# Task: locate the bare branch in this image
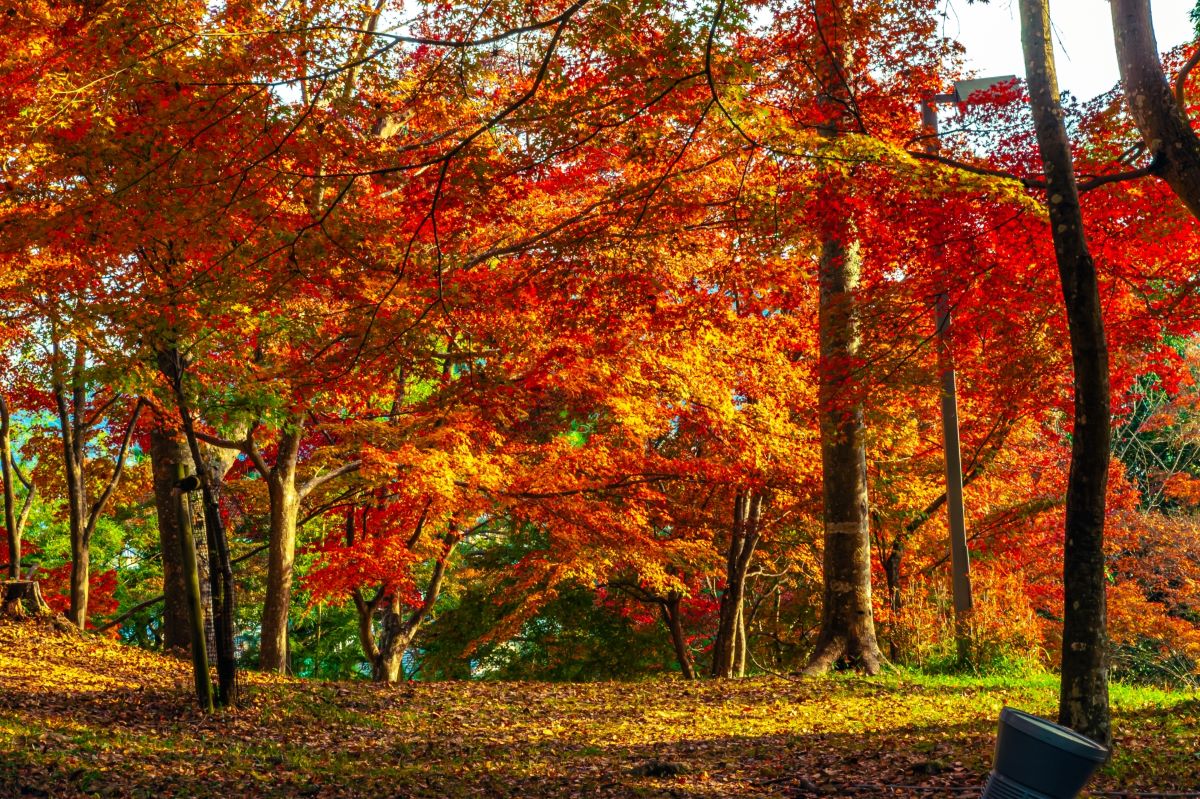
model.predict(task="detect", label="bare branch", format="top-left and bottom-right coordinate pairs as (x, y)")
top-left (1175, 44), bottom-right (1200, 112)
top-left (84, 399), bottom-right (146, 539)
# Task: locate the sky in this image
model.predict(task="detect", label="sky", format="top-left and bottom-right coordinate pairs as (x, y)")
top-left (946, 0), bottom-right (1196, 102)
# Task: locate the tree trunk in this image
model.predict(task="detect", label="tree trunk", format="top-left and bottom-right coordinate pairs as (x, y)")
top-left (883, 539), bottom-right (903, 661)
top-left (352, 585), bottom-right (384, 671)
top-left (1019, 0), bottom-right (1112, 749)
top-left (371, 536), bottom-right (456, 684)
top-left (258, 426), bottom-right (303, 674)
top-left (803, 232), bottom-right (883, 676)
top-left (53, 343), bottom-right (89, 630)
top-left (660, 593), bottom-right (695, 680)
top-left (190, 502), bottom-right (218, 659)
top-left (373, 594), bottom-right (412, 683)
top-left (733, 601), bottom-right (747, 677)
top-left (150, 426), bottom-right (193, 652)
top-left (803, 0), bottom-right (884, 677)
top-left (1111, 0), bottom-right (1200, 219)
top-left (712, 491), bottom-right (763, 678)
top-left (1, 395), bottom-right (18, 579)
top-left (194, 433), bottom-right (243, 659)
top-left (157, 346), bottom-right (239, 708)
top-left (174, 464), bottom-right (214, 713)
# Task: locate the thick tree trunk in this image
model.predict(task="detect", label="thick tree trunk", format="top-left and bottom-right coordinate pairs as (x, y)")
top-left (150, 426), bottom-right (193, 652)
top-left (804, 233), bottom-right (883, 676)
top-left (1111, 0), bottom-right (1200, 219)
top-left (803, 0), bottom-right (883, 677)
top-left (712, 491), bottom-right (763, 678)
top-left (259, 440), bottom-right (301, 674)
top-left (1020, 0), bottom-right (1112, 749)
top-left (373, 595), bottom-right (412, 683)
top-left (660, 594), bottom-right (695, 680)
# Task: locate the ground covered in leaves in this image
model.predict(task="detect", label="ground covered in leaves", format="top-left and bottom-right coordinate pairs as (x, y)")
top-left (0, 618), bottom-right (1197, 798)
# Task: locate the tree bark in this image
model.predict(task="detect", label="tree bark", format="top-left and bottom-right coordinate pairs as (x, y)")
top-left (174, 464), bottom-right (214, 713)
top-left (150, 426), bottom-right (193, 651)
top-left (712, 491), bottom-right (763, 678)
top-left (257, 422), bottom-right (303, 674)
top-left (157, 346), bottom-right (239, 708)
top-left (2, 580), bottom-right (50, 617)
top-left (1019, 0), bottom-right (1112, 749)
top-left (53, 340), bottom-right (89, 629)
top-left (373, 594), bottom-right (412, 683)
top-left (1111, 0), bottom-right (1200, 219)
top-left (371, 536), bottom-right (456, 683)
top-left (802, 0), bottom-right (883, 677)
top-left (659, 593), bottom-right (695, 680)
top-left (803, 233), bottom-right (883, 676)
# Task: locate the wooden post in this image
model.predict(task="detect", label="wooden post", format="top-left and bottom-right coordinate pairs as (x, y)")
top-left (935, 293), bottom-right (974, 664)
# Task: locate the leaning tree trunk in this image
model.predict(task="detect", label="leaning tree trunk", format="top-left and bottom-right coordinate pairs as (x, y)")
top-left (1020, 0), bottom-right (1112, 749)
top-left (802, 0), bottom-right (883, 677)
top-left (1111, 0), bottom-right (1200, 219)
top-left (712, 491), bottom-right (763, 678)
top-left (158, 346), bottom-right (239, 708)
top-left (660, 593), bottom-right (696, 680)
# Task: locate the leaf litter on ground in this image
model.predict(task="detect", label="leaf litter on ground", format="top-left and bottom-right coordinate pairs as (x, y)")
top-left (1, 616), bottom-right (1197, 798)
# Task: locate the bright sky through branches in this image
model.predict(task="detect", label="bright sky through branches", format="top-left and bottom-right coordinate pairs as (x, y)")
top-left (947, 0), bottom-right (1195, 101)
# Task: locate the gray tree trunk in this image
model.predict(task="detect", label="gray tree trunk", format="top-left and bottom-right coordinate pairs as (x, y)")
top-left (150, 426), bottom-right (193, 652)
top-left (1111, 0), bottom-right (1200, 219)
top-left (1020, 0), bottom-right (1112, 749)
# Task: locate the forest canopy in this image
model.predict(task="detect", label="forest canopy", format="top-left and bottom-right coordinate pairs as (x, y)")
top-left (2, 0), bottom-right (1200, 758)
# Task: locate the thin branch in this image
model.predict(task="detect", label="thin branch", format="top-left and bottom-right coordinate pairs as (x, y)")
top-left (298, 460), bottom-right (362, 499)
top-left (1076, 151), bottom-right (1163, 192)
top-left (84, 399), bottom-right (146, 539)
top-left (1176, 44), bottom-right (1200, 112)
top-left (908, 150), bottom-right (1042, 188)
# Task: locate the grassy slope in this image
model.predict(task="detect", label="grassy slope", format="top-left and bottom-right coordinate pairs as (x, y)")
top-left (0, 617), bottom-right (1197, 798)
